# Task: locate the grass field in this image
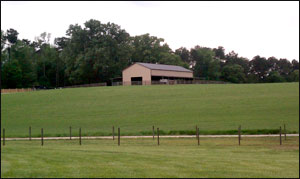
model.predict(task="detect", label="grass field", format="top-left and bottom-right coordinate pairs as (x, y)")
top-left (1, 137), bottom-right (299, 178)
top-left (1, 82), bottom-right (299, 137)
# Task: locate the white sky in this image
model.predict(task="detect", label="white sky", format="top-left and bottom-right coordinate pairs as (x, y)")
top-left (1, 1), bottom-right (299, 61)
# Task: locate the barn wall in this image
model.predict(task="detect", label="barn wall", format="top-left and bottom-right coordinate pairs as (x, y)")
top-left (122, 64), bottom-right (151, 85)
top-left (151, 70), bottom-right (193, 78)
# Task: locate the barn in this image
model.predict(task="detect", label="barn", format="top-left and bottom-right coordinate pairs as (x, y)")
top-left (122, 62), bottom-right (193, 85)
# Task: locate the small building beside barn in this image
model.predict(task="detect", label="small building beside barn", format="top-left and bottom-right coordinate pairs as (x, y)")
top-left (122, 62), bottom-right (193, 85)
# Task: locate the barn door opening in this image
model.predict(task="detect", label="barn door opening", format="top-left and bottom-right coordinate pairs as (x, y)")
top-left (131, 77), bottom-right (142, 85)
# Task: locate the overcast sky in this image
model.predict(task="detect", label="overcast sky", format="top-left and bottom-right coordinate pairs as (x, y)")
top-left (1, 1), bottom-right (299, 61)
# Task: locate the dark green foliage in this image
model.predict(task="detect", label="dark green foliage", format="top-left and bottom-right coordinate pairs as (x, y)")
top-left (288, 70), bottom-right (299, 82)
top-left (221, 64), bottom-right (246, 83)
top-left (277, 58), bottom-right (293, 76)
top-left (5, 28), bottom-right (19, 44)
top-left (1, 30), bottom-right (5, 52)
top-left (225, 51), bottom-right (250, 76)
top-left (291, 60), bottom-right (299, 71)
top-left (1, 20), bottom-right (298, 88)
top-left (213, 46), bottom-right (225, 59)
top-left (249, 55), bottom-right (269, 82)
top-left (10, 40), bottom-right (36, 87)
top-left (175, 47), bottom-right (190, 63)
top-left (61, 20), bottom-right (134, 85)
top-left (1, 60), bottom-right (22, 88)
top-left (191, 46), bottom-right (221, 80)
top-left (130, 33), bottom-right (187, 68)
top-left (266, 71), bottom-right (286, 83)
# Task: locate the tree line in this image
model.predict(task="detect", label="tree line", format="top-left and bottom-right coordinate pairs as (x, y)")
top-left (1, 19), bottom-right (299, 88)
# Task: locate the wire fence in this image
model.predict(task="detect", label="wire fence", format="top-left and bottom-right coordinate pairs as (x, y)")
top-left (1, 125), bottom-right (292, 147)
top-left (1, 80), bottom-right (229, 94)
top-left (1, 83), bottom-right (107, 94)
top-left (63, 82), bottom-right (107, 88)
top-left (115, 80), bottom-right (230, 86)
top-left (1, 88), bottom-right (34, 94)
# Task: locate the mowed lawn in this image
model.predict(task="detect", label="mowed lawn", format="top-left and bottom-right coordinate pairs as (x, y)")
top-left (1, 137), bottom-right (299, 178)
top-left (1, 82), bottom-right (299, 137)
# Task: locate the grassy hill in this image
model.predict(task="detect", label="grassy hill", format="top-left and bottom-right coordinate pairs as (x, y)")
top-left (1, 82), bottom-right (299, 137)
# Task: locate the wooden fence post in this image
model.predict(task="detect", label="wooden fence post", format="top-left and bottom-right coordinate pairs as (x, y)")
top-left (29, 126), bottom-right (31, 141)
top-left (152, 126), bottom-right (155, 140)
top-left (197, 127), bottom-right (200, 146)
top-left (70, 126), bottom-right (72, 140)
top-left (2, 128), bottom-right (5, 146)
top-left (240, 125), bottom-right (242, 140)
top-left (41, 128), bottom-right (43, 146)
top-left (196, 125), bottom-right (198, 139)
top-left (157, 128), bottom-right (160, 146)
top-left (79, 128), bottom-right (81, 145)
top-left (113, 126), bottom-right (115, 140)
top-left (284, 124), bottom-right (286, 140)
top-left (118, 128), bottom-right (120, 146)
top-left (280, 126), bottom-right (282, 145)
top-left (238, 125), bottom-right (241, 146)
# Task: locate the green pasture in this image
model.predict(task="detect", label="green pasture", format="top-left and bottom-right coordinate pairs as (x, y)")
top-left (1, 82), bottom-right (299, 137)
top-left (1, 137), bottom-right (299, 178)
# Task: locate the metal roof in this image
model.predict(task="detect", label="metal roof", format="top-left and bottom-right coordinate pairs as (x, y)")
top-left (137, 62), bottom-right (192, 72)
